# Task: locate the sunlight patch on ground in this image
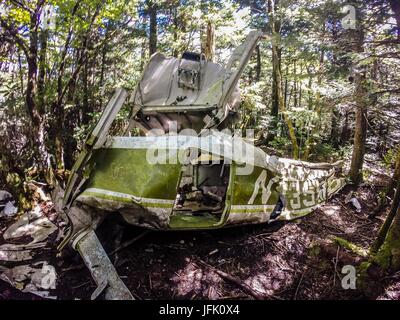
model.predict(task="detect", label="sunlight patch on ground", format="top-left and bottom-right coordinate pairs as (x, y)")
top-left (244, 254), bottom-right (296, 296)
top-left (171, 261), bottom-right (222, 299)
top-left (377, 280), bottom-right (400, 300)
top-left (319, 204), bottom-right (347, 229)
top-left (242, 224), bottom-right (312, 296)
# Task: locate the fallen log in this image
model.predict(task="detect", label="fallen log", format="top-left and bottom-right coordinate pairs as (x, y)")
top-left (194, 259), bottom-right (280, 300)
top-left (110, 230), bottom-right (150, 256)
top-left (313, 239), bottom-right (366, 266)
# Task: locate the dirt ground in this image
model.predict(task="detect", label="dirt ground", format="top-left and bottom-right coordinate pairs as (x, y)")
top-left (1, 167), bottom-right (400, 300)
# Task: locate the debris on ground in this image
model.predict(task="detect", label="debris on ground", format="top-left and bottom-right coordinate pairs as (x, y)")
top-left (350, 198), bottom-right (362, 212)
top-left (0, 262), bottom-right (57, 299)
top-left (1, 202), bottom-right (18, 218)
top-left (0, 205), bottom-right (58, 263)
top-left (344, 192), bottom-right (362, 213)
top-left (0, 201), bottom-right (59, 298)
top-left (3, 206), bottom-right (58, 245)
top-left (208, 249), bottom-right (219, 256)
top-left (0, 190), bottom-right (13, 204)
top-left (0, 190), bottom-right (17, 218)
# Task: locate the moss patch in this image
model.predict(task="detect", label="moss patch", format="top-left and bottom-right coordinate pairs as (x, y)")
top-left (331, 236), bottom-right (368, 257)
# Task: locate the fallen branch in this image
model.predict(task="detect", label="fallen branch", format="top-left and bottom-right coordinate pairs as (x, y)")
top-left (195, 259), bottom-right (279, 300)
top-left (110, 231), bottom-right (150, 256)
top-left (280, 159), bottom-right (344, 170)
top-left (293, 273), bottom-right (305, 300)
top-left (313, 239), bottom-right (365, 266)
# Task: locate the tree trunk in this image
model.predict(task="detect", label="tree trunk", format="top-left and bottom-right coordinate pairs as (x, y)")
top-left (148, 1), bottom-right (158, 56)
top-left (204, 21), bottom-right (215, 62)
top-left (373, 202), bottom-right (400, 271)
top-left (389, 0), bottom-right (400, 40)
top-left (26, 8), bottom-right (51, 176)
top-left (270, 47), bottom-right (280, 126)
top-left (255, 45), bottom-right (261, 81)
top-left (18, 53), bottom-right (24, 97)
top-left (349, 75), bottom-right (368, 184)
top-left (268, 0), bottom-right (299, 158)
top-left (274, 47), bottom-right (299, 159)
top-left (388, 150), bottom-right (400, 194)
top-left (26, 55), bottom-right (39, 126)
top-left (349, 23), bottom-right (368, 185)
top-left (331, 107), bottom-right (340, 148)
top-left (37, 29), bottom-right (48, 114)
top-left (172, 7), bottom-right (178, 57)
top-left (267, 0), bottom-right (281, 142)
top-left (303, 49), bottom-right (324, 160)
top-left (341, 111), bottom-right (350, 144)
top-left (82, 59), bottom-right (90, 125)
top-left (26, 15), bottom-right (40, 127)
top-left (99, 39), bottom-right (107, 109)
top-left (293, 59), bottom-right (297, 108)
top-left (371, 179), bottom-right (400, 255)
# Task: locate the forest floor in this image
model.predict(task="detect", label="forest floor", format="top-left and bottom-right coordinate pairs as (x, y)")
top-left (1, 158), bottom-right (400, 300)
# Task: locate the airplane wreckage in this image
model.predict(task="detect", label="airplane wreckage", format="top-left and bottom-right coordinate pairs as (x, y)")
top-left (58, 31), bottom-right (346, 299)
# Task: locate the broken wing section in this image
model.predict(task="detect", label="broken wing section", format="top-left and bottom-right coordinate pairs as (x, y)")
top-left (63, 88), bottom-right (128, 209)
top-left (275, 159), bottom-right (346, 221)
top-left (226, 157), bottom-right (346, 226)
top-left (74, 148), bottom-right (182, 229)
top-left (228, 166), bottom-right (281, 225)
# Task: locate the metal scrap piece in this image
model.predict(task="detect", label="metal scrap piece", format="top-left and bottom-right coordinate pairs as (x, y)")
top-left (0, 208), bottom-right (58, 262)
top-left (72, 229), bottom-right (134, 300)
top-left (0, 243), bottom-right (40, 262)
top-left (0, 262), bottom-right (57, 299)
top-left (4, 214), bottom-right (57, 244)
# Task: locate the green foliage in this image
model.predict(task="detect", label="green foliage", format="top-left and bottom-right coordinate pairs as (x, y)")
top-left (0, 0), bottom-right (399, 190)
top-left (383, 147), bottom-right (400, 170)
top-left (269, 136), bottom-right (292, 157)
top-left (310, 143), bottom-right (342, 162)
top-left (332, 236), bottom-right (368, 257)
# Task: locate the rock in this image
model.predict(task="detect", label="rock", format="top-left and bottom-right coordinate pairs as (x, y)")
top-left (350, 198), bottom-right (362, 212)
top-left (208, 249), bottom-right (219, 255)
top-left (0, 190), bottom-right (13, 202)
top-left (0, 190), bottom-right (17, 217)
top-left (344, 192), bottom-right (362, 212)
top-left (1, 201), bottom-right (18, 217)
